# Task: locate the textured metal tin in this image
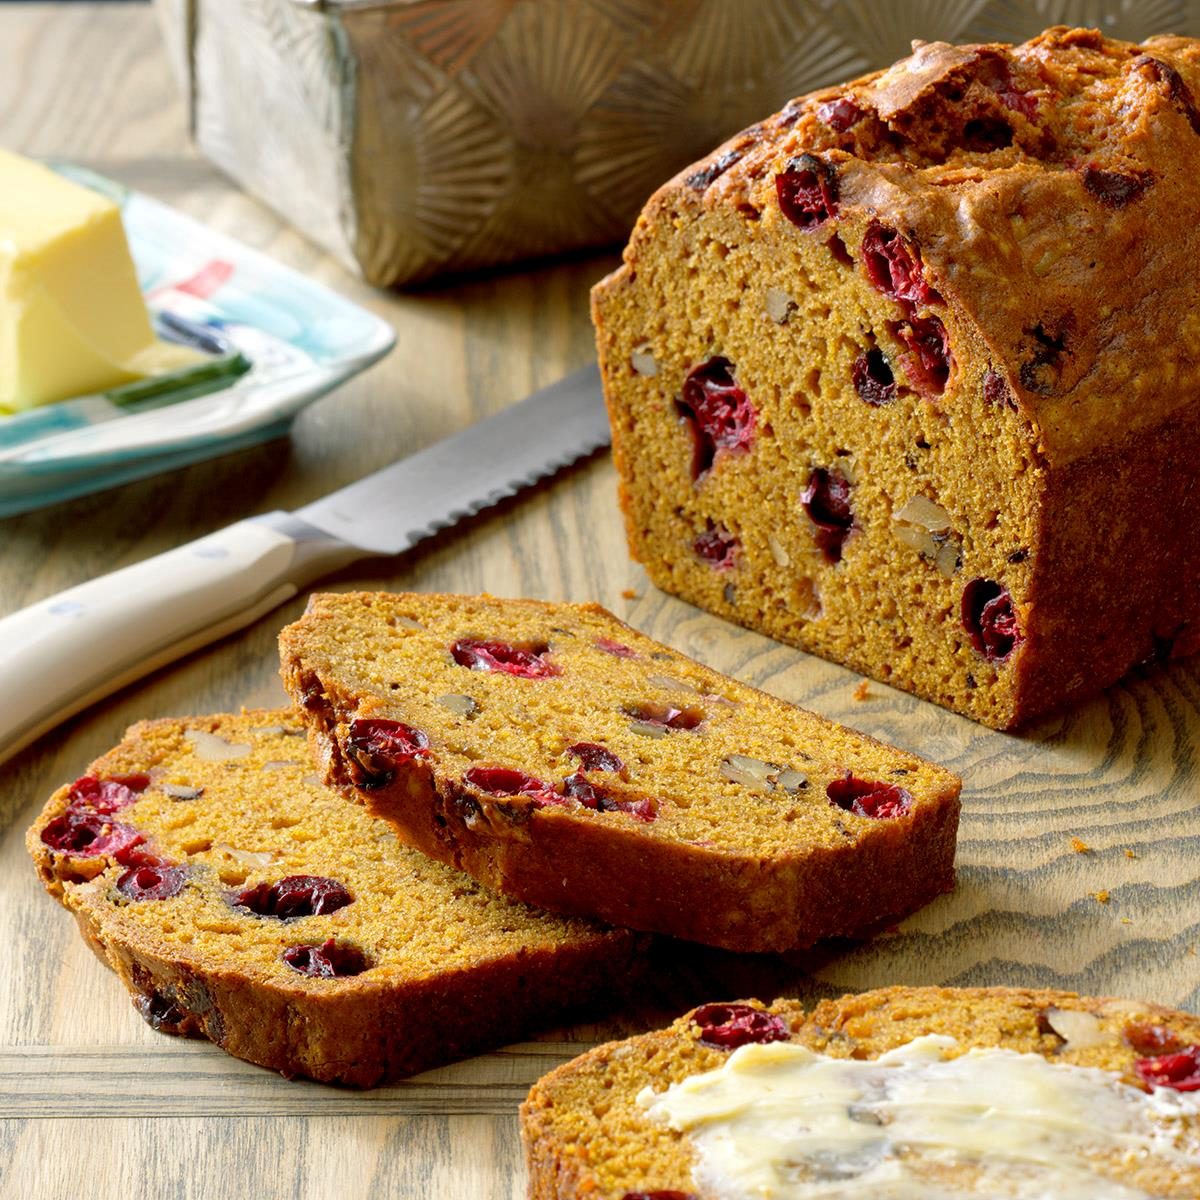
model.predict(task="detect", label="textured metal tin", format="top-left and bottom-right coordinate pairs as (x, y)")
top-left (155, 0), bottom-right (1200, 287)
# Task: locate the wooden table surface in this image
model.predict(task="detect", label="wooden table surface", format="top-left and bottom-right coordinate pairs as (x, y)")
top-left (4, 5), bottom-right (1200, 1198)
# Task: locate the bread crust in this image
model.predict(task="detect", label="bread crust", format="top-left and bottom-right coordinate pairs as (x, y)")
top-left (27, 711), bottom-right (647, 1087)
top-left (521, 984), bottom-right (1200, 1198)
top-left (279, 592), bottom-right (962, 953)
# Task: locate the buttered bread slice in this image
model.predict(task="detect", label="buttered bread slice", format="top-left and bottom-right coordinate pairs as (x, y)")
top-left (522, 985), bottom-right (1200, 1199)
top-left (279, 592), bottom-right (961, 952)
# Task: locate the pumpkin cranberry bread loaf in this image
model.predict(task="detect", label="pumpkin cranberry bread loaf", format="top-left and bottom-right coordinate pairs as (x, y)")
top-left (279, 591), bottom-right (961, 953)
top-left (592, 26), bottom-right (1200, 730)
top-left (522, 984), bottom-right (1200, 1198)
top-left (26, 711), bottom-right (645, 1087)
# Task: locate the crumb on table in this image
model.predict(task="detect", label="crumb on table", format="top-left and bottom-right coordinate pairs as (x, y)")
top-left (853, 679), bottom-right (871, 702)
top-left (1070, 837), bottom-right (1090, 853)
top-left (1090, 890), bottom-right (1111, 904)
top-left (621, 589), bottom-right (638, 600)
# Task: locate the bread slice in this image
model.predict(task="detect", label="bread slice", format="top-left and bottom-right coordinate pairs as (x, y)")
top-left (522, 985), bottom-right (1200, 1198)
top-left (278, 591), bottom-right (962, 953)
top-left (592, 28), bottom-right (1200, 730)
top-left (26, 711), bottom-right (646, 1087)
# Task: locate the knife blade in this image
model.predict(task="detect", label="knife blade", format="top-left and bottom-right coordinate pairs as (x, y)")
top-left (0, 364), bottom-right (609, 766)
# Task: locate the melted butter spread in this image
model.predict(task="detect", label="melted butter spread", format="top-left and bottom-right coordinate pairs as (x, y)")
top-left (639, 1035), bottom-right (1200, 1199)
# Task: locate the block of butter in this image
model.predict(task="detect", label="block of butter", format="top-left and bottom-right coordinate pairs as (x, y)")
top-left (0, 149), bottom-right (201, 411)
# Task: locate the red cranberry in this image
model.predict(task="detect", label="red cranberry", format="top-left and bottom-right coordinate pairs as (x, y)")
top-left (451, 639), bottom-right (560, 679)
top-left (983, 369), bottom-right (1016, 410)
top-left (1126, 1023), bottom-right (1184, 1055)
top-left (562, 773), bottom-right (656, 821)
top-left (568, 743), bottom-right (624, 773)
top-left (621, 1193), bottom-right (696, 1200)
top-left (1079, 164), bottom-right (1151, 207)
top-left (117, 863), bottom-right (188, 902)
top-left (233, 875), bottom-right (353, 919)
top-left (463, 765), bottom-right (563, 807)
top-left (894, 314), bottom-right (952, 396)
top-left (827, 774), bottom-right (913, 819)
top-left (344, 718), bottom-right (430, 790)
top-left (694, 520), bottom-right (739, 571)
top-left (862, 224), bottom-right (941, 306)
top-left (677, 357), bottom-right (756, 481)
top-left (693, 1002), bottom-right (790, 1049)
top-left (67, 774), bottom-right (150, 815)
top-left (41, 810), bottom-right (143, 858)
top-left (962, 117), bottom-right (1013, 151)
top-left (1135, 1044), bottom-right (1200, 1091)
top-left (1135, 54), bottom-right (1200, 136)
top-left (685, 148), bottom-right (742, 191)
top-left (115, 845), bottom-right (169, 869)
top-left (801, 468), bottom-right (853, 563)
top-left (962, 578), bottom-right (1022, 662)
top-left (625, 703), bottom-right (704, 730)
top-left (282, 939), bottom-right (370, 979)
top-left (816, 97), bottom-right (862, 132)
top-left (775, 153), bottom-right (838, 229)
top-left (852, 348), bottom-right (895, 405)
top-left (1019, 322), bottom-right (1069, 395)
top-left (991, 64), bottom-right (1038, 120)
top-left (595, 636), bottom-right (638, 659)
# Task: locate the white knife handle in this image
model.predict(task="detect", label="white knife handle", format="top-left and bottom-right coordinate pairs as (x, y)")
top-left (0, 513), bottom-right (360, 766)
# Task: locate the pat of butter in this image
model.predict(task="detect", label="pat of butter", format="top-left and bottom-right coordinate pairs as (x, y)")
top-left (0, 148), bottom-right (200, 410)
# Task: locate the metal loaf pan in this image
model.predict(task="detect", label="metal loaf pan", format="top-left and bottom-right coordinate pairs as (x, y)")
top-left (154, 0), bottom-right (1196, 287)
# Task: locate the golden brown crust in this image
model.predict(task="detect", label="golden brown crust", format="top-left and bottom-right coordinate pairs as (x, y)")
top-left (278, 592), bottom-right (961, 952)
top-left (521, 985), bottom-right (1200, 1198)
top-left (592, 27), bottom-right (1200, 730)
top-left (26, 711), bottom-right (647, 1087)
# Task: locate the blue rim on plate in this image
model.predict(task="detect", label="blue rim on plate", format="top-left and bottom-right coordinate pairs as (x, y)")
top-left (0, 164), bottom-right (396, 517)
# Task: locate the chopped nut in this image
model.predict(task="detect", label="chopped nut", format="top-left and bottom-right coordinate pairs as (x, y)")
top-left (1043, 1007), bottom-right (1110, 1050)
top-left (893, 494), bottom-right (961, 575)
top-left (630, 721), bottom-right (669, 738)
top-left (213, 843), bottom-right (275, 868)
top-left (721, 756), bottom-right (807, 794)
top-left (184, 729), bottom-right (251, 761)
top-left (160, 782), bottom-right (203, 801)
top-left (261, 759), bottom-right (301, 771)
top-left (437, 693), bottom-right (480, 719)
top-left (631, 343), bottom-right (658, 376)
top-left (767, 532), bottom-right (790, 567)
top-left (648, 673), bottom-right (699, 694)
top-left (764, 287), bottom-right (797, 324)
top-left (773, 768), bottom-right (808, 793)
top-left (894, 494), bottom-right (952, 532)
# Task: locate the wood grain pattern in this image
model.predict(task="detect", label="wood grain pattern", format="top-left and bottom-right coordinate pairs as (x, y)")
top-left (3, 5), bottom-right (1200, 1198)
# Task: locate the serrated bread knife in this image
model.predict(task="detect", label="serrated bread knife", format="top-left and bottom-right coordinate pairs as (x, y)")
top-left (0, 365), bottom-right (609, 766)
